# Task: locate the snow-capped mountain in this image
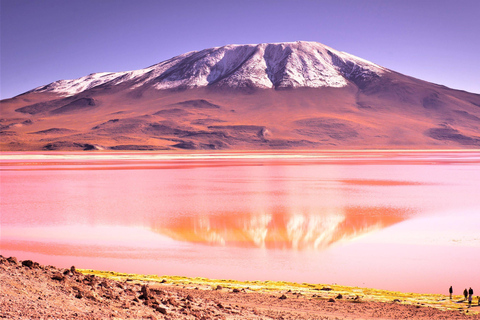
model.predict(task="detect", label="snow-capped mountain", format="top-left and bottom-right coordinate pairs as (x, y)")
top-left (2, 41), bottom-right (480, 151)
top-left (29, 41), bottom-right (385, 95)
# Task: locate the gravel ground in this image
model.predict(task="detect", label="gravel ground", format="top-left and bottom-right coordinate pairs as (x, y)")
top-left (1, 255), bottom-right (479, 320)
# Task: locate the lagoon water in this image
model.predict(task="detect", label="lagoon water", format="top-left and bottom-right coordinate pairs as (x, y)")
top-left (1, 151), bottom-right (479, 294)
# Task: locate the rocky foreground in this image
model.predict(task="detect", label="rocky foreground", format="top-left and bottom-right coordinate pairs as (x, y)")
top-left (1, 256), bottom-right (479, 320)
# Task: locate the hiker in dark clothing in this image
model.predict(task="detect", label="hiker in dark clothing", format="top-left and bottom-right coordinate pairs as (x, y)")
top-left (449, 286), bottom-right (453, 299)
top-left (464, 288), bottom-right (468, 301)
top-left (468, 287), bottom-right (474, 305)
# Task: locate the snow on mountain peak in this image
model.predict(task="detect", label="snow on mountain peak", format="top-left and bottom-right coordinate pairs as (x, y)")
top-left (30, 41), bottom-right (388, 97)
top-left (30, 71), bottom-right (128, 96)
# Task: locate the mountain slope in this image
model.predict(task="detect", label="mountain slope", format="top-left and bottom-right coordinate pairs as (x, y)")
top-left (1, 41), bottom-right (480, 151)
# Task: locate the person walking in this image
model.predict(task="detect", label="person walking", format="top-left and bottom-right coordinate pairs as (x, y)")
top-left (449, 286), bottom-right (453, 299)
top-left (464, 288), bottom-right (468, 301)
top-left (468, 287), bottom-right (474, 305)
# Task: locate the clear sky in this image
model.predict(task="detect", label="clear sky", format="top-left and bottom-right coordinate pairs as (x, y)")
top-left (1, 0), bottom-right (479, 99)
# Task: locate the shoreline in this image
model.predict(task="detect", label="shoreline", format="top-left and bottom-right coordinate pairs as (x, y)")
top-left (81, 268), bottom-right (480, 315)
top-left (2, 149), bottom-right (480, 157)
top-left (2, 256), bottom-right (479, 319)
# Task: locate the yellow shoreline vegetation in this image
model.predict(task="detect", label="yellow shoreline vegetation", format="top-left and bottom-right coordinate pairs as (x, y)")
top-left (79, 269), bottom-right (479, 315)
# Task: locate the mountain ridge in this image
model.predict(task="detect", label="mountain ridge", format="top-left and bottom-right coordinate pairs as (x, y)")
top-left (25, 41), bottom-right (386, 96)
top-left (1, 41), bottom-right (480, 151)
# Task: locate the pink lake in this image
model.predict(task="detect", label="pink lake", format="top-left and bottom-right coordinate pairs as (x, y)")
top-left (1, 151), bottom-right (479, 294)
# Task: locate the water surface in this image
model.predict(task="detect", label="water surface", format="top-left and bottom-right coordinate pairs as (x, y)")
top-left (1, 151), bottom-right (479, 294)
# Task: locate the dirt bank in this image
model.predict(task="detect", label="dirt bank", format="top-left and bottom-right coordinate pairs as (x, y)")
top-left (1, 255), bottom-right (479, 319)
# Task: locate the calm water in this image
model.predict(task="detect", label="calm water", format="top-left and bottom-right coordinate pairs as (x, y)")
top-left (1, 151), bottom-right (479, 294)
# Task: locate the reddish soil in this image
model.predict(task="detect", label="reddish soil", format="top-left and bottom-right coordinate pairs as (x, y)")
top-left (2, 83), bottom-right (480, 151)
top-left (1, 256), bottom-right (479, 319)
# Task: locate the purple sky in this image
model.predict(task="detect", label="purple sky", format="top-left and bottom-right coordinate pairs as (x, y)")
top-left (1, 0), bottom-right (479, 99)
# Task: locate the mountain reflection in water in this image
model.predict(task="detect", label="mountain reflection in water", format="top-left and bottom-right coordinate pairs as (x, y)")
top-left (2, 152), bottom-right (480, 294)
top-left (152, 207), bottom-right (407, 250)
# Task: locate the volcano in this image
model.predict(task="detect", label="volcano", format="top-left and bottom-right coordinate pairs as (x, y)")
top-left (1, 41), bottom-right (480, 151)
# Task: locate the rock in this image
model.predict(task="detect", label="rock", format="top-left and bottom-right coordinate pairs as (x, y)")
top-left (83, 274), bottom-right (97, 286)
top-left (7, 257), bottom-right (18, 265)
top-left (161, 279), bottom-right (167, 283)
top-left (215, 285), bottom-right (222, 290)
top-left (84, 291), bottom-right (97, 301)
top-left (156, 307), bottom-right (167, 314)
top-left (279, 294), bottom-right (287, 300)
top-left (321, 287), bottom-right (333, 291)
top-left (63, 269), bottom-right (70, 275)
top-left (167, 298), bottom-right (179, 307)
top-left (51, 273), bottom-right (65, 281)
top-left (232, 288), bottom-right (240, 293)
top-left (124, 288), bottom-right (134, 295)
top-left (186, 295), bottom-right (194, 301)
top-left (104, 291), bottom-right (115, 300)
top-left (149, 284), bottom-right (164, 295)
top-left (328, 298), bottom-right (336, 303)
top-left (70, 266), bottom-right (76, 273)
top-left (75, 292), bottom-right (83, 299)
top-left (217, 303), bottom-right (224, 309)
top-left (139, 285), bottom-right (150, 299)
top-left (393, 299), bottom-right (401, 303)
top-left (151, 288), bottom-right (164, 295)
top-left (21, 260), bottom-right (34, 268)
top-left (336, 294), bottom-right (343, 299)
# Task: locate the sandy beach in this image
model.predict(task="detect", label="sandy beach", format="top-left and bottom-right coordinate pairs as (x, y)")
top-left (1, 255), bottom-right (478, 320)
